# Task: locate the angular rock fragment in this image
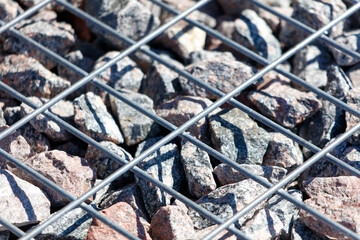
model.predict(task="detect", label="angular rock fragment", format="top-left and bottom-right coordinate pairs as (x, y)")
top-left (214, 163), bottom-right (287, 186)
top-left (89, 51), bottom-right (144, 101)
top-left (110, 89), bottom-right (157, 146)
top-left (0, 54), bottom-right (71, 99)
top-left (0, 170), bottom-right (50, 230)
top-left (85, 0), bottom-right (160, 49)
top-left (248, 79), bottom-right (322, 128)
top-left (10, 150), bottom-right (96, 206)
top-left (180, 139), bottom-right (216, 199)
top-left (20, 97), bottom-right (72, 142)
top-left (0, 126), bottom-right (32, 169)
top-left (179, 57), bottom-right (256, 100)
top-left (3, 106), bottom-right (21, 126)
top-left (188, 179), bottom-right (268, 230)
top-left (85, 141), bottom-right (134, 188)
top-left (345, 88), bottom-right (360, 145)
top-left (3, 19), bottom-right (76, 69)
top-left (135, 138), bottom-right (185, 217)
top-left (258, 6), bottom-right (293, 34)
top-left (56, 141), bottom-right (86, 158)
top-left (156, 96), bottom-right (214, 143)
top-left (85, 202), bottom-right (151, 240)
top-left (291, 215), bottom-right (330, 240)
top-left (0, 0), bottom-right (23, 22)
top-left (209, 108), bottom-right (270, 165)
top-left (280, 0), bottom-right (346, 48)
top-left (19, 124), bottom-right (51, 153)
top-left (31, 9), bottom-right (57, 22)
top-left (233, 10), bottom-right (282, 62)
top-left (346, 63), bottom-right (360, 88)
top-left (150, 205), bottom-right (196, 240)
top-left (188, 50), bottom-right (235, 64)
top-left (74, 92), bottom-right (124, 144)
top-left (300, 176), bottom-right (360, 239)
top-left (141, 60), bottom-right (183, 106)
top-left (330, 30), bottom-right (360, 66)
top-left (339, 146), bottom-right (360, 176)
top-left (263, 132), bottom-right (303, 171)
top-left (292, 45), bottom-right (334, 90)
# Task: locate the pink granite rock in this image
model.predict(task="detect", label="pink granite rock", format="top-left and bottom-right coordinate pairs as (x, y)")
top-left (248, 80), bottom-right (322, 128)
top-left (0, 0), bottom-right (23, 22)
top-left (195, 225), bottom-right (237, 240)
top-left (0, 169), bottom-right (50, 230)
top-left (0, 54), bottom-right (71, 99)
top-left (10, 150), bottom-right (96, 206)
top-left (150, 205), bottom-right (196, 240)
top-left (156, 95), bottom-right (214, 143)
top-left (85, 202), bottom-right (151, 240)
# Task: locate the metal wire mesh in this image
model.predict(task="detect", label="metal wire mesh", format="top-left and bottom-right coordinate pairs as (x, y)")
top-left (0, 0), bottom-right (359, 239)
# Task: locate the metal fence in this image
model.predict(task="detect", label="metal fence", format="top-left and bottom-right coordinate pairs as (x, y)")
top-left (0, 0), bottom-right (360, 239)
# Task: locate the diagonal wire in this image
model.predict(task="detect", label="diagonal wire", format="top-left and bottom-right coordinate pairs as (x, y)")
top-left (0, 216), bottom-right (26, 238)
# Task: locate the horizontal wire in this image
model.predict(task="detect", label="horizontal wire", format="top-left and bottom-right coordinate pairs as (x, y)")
top-left (4, 1), bottom-right (360, 238)
top-left (0, 0), bottom-right (211, 144)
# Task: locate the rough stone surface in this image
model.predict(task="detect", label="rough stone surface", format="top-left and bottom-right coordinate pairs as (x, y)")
top-left (291, 215), bottom-right (330, 240)
top-left (35, 206), bottom-right (93, 240)
top-left (248, 79), bottom-right (322, 128)
top-left (188, 179), bottom-right (268, 230)
top-left (141, 60), bottom-right (183, 106)
top-left (156, 96), bottom-right (214, 143)
top-left (0, 126), bottom-right (32, 169)
top-left (0, 54), bottom-right (71, 99)
top-left (0, 0), bottom-right (23, 22)
top-left (110, 89), bottom-right (157, 146)
top-left (233, 10), bottom-right (282, 62)
top-left (330, 30), bottom-right (360, 66)
top-left (209, 108), bottom-right (270, 165)
top-left (292, 45), bottom-right (334, 90)
top-left (214, 163), bottom-right (287, 186)
top-left (85, 141), bottom-right (134, 188)
top-left (339, 146), bottom-right (360, 176)
top-left (89, 51), bottom-right (144, 101)
top-left (0, 108), bottom-right (6, 127)
top-left (179, 57), bottom-right (256, 100)
top-left (19, 124), bottom-right (51, 153)
top-left (0, 169), bottom-right (50, 230)
top-left (3, 106), bottom-right (21, 126)
top-left (346, 63), bottom-right (360, 88)
top-left (188, 50), bottom-right (235, 64)
top-left (74, 92), bottom-right (124, 144)
top-left (20, 97), bottom-right (72, 142)
top-left (280, 0), bottom-right (346, 48)
top-left (135, 138), bottom-right (185, 217)
top-left (150, 205), bottom-right (196, 240)
top-left (345, 88), bottom-right (360, 145)
top-left (180, 139), bottom-right (216, 199)
top-left (31, 9), bottom-right (57, 22)
top-left (10, 150), bottom-right (96, 206)
top-left (85, 202), bottom-right (151, 240)
top-left (300, 176), bottom-right (360, 239)
top-left (85, 0), bottom-right (160, 49)
top-left (263, 132), bottom-right (303, 171)
top-left (3, 19), bottom-right (76, 69)
top-left (195, 225), bottom-right (236, 240)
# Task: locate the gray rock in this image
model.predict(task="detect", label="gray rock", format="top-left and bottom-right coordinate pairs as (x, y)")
top-left (0, 0), bottom-right (23, 22)
top-left (345, 88), bottom-right (360, 145)
top-left (110, 89), bottom-right (157, 146)
top-left (214, 163), bottom-right (287, 186)
top-left (209, 108), bottom-right (270, 165)
top-left (0, 169), bottom-right (50, 231)
top-left (179, 57), bottom-right (257, 100)
top-left (20, 97), bottom-right (72, 142)
top-left (2, 19), bottom-right (76, 69)
top-left (280, 0), bottom-right (346, 48)
top-left (266, 189), bottom-right (303, 238)
top-left (188, 50), bottom-right (235, 64)
top-left (233, 10), bottom-right (282, 62)
top-left (85, 0), bottom-right (160, 49)
top-left (140, 60), bottom-right (183, 106)
top-left (248, 79), bottom-right (322, 128)
top-left (330, 30), bottom-right (360, 66)
top-left (263, 132), bottom-right (303, 171)
top-left (89, 51), bottom-right (144, 102)
top-left (34, 206), bottom-right (93, 240)
top-left (292, 45), bottom-right (334, 90)
top-left (84, 141), bottom-right (134, 188)
top-left (0, 54), bottom-right (71, 99)
top-left (180, 139), bottom-right (216, 199)
top-left (135, 138), bottom-right (185, 218)
top-left (188, 179), bottom-right (268, 230)
top-left (73, 92), bottom-right (124, 144)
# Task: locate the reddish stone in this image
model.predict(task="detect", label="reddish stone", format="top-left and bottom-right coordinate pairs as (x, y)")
top-left (0, 0), bottom-right (23, 22)
top-left (86, 202), bottom-right (151, 240)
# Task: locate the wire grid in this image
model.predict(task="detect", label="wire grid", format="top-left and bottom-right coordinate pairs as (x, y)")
top-left (0, 0), bottom-right (359, 239)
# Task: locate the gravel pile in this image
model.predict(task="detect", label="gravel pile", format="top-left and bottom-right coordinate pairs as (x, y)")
top-left (0, 0), bottom-right (359, 239)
